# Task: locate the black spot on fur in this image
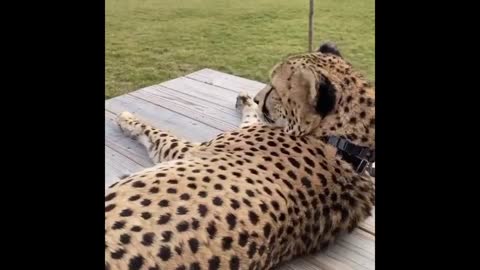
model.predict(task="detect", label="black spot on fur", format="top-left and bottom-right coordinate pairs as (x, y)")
top-left (188, 238), bottom-right (199, 253)
top-left (303, 157), bottom-right (315, 168)
top-left (213, 197), bottom-right (223, 206)
top-left (158, 199), bottom-right (169, 207)
top-left (191, 218), bottom-right (200, 230)
top-left (140, 199), bottom-right (151, 206)
top-left (288, 157), bottom-right (300, 168)
top-left (246, 189), bottom-right (255, 197)
top-left (222, 236), bottom-right (233, 250)
top-left (301, 177), bottom-right (312, 188)
top-left (258, 245), bottom-right (267, 256)
top-left (230, 199), bottom-right (240, 209)
top-left (149, 187), bottom-right (159, 193)
top-left (120, 233), bottom-right (131, 244)
top-left (263, 223), bottom-right (272, 238)
top-left (176, 221), bottom-right (189, 232)
top-left (141, 232), bottom-right (155, 246)
top-left (177, 206), bottom-right (189, 215)
top-left (175, 244), bottom-right (184, 256)
top-left (180, 193), bottom-right (190, 200)
top-left (287, 170), bottom-right (297, 180)
top-left (141, 212), bottom-right (152, 220)
top-left (161, 231), bottom-right (172, 242)
top-left (207, 221), bottom-right (217, 239)
top-left (198, 204), bottom-right (208, 217)
top-left (111, 249), bottom-right (125, 259)
top-left (275, 162), bottom-right (285, 170)
top-left (226, 213), bottom-right (237, 230)
top-left (231, 185), bottom-right (239, 193)
top-left (158, 245), bottom-right (172, 261)
top-left (248, 211), bottom-right (259, 225)
top-left (112, 221), bottom-right (125, 230)
top-left (282, 179), bottom-right (294, 189)
top-left (157, 214), bottom-right (171, 225)
top-left (131, 225), bottom-right (142, 232)
top-left (190, 263), bottom-right (201, 270)
top-left (132, 181), bottom-right (146, 188)
top-left (259, 202), bottom-right (269, 213)
top-left (208, 256), bottom-right (221, 270)
top-left (247, 242), bottom-right (257, 258)
top-left (128, 195), bottom-right (141, 201)
top-left (105, 192), bottom-right (116, 201)
top-left (230, 256), bottom-right (240, 270)
top-left (128, 255), bottom-right (144, 270)
top-left (238, 231), bottom-right (249, 247)
top-left (105, 204), bottom-right (116, 212)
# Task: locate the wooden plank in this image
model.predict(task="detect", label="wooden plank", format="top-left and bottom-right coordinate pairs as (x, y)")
top-left (305, 254), bottom-right (354, 270)
top-left (337, 230), bottom-right (375, 257)
top-left (359, 210), bottom-right (375, 235)
top-left (186, 68), bottom-right (266, 95)
top-left (280, 258), bottom-right (328, 270)
top-left (323, 230), bottom-right (375, 270)
top-left (105, 146), bottom-right (145, 189)
top-left (141, 84), bottom-right (239, 118)
top-left (276, 229), bottom-right (374, 270)
top-left (105, 93), bottom-right (222, 142)
top-left (270, 232), bottom-right (373, 270)
top-left (160, 77), bottom-right (241, 110)
top-left (130, 86), bottom-right (239, 131)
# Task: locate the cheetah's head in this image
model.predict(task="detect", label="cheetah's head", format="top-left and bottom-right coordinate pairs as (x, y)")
top-left (254, 42), bottom-right (375, 149)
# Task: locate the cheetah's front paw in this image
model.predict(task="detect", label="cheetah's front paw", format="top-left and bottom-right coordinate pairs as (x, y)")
top-left (235, 92), bottom-right (253, 112)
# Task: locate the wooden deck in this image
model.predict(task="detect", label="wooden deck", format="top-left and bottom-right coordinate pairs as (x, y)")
top-left (105, 69), bottom-right (375, 270)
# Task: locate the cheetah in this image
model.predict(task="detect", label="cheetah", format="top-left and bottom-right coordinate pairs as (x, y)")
top-left (105, 42), bottom-right (375, 270)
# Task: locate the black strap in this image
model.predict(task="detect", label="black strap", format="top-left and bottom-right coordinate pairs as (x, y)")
top-left (326, 136), bottom-right (375, 173)
top-left (340, 151), bottom-right (369, 173)
top-left (327, 136), bottom-right (374, 162)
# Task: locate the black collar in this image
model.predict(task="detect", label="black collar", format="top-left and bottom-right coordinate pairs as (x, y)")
top-left (324, 136), bottom-right (375, 174)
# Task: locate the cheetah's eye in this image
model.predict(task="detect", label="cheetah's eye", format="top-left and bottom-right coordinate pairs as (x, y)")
top-left (253, 98), bottom-right (259, 105)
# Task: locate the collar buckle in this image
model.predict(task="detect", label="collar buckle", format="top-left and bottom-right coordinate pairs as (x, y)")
top-left (326, 136), bottom-right (375, 174)
top-left (356, 159), bottom-right (368, 174)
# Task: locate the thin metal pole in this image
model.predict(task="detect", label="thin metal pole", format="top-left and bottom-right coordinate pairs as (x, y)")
top-left (308, 0), bottom-right (314, 52)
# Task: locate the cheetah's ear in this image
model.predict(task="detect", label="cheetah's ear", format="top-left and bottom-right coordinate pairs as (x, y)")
top-left (318, 42), bottom-right (342, 58)
top-left (314, 75), bottom-right (337, 118)
top-left (283, 69), bottom-right (323, 137)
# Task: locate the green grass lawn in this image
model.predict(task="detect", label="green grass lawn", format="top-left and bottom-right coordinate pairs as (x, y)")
top-left (106, 0), bottom-right (374, 99)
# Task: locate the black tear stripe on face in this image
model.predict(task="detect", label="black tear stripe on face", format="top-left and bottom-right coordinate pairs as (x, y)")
top-left (262, 86), bottom-right (275, 123)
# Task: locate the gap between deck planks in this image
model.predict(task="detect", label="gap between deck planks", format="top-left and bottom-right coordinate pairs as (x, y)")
top-left (105, 68), bottom-right (374, 270)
